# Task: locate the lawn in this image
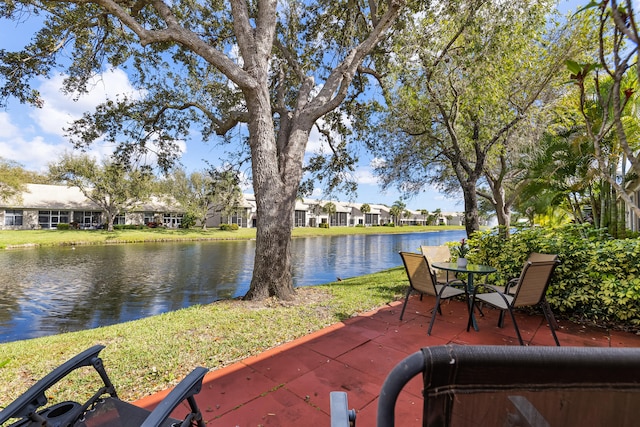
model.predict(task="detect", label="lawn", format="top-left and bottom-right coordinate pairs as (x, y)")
top-left (0, 224), bottom-right (462, 248)
top-left (0, 267), bottom-right (408, 407)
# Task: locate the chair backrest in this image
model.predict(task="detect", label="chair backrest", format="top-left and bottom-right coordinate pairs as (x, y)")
top-left (527, 252), bottom-right (558, 263)
top-left (377, 345), bottom-right (640, 427)
top-left (420, 245), bottom-right (451, 264)
top-left (511, 258), bottom-right (558, 307)
top-left (399, 251), bottom-right (437, 296)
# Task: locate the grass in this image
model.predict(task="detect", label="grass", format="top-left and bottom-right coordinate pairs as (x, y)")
top-left (0, 267), bottom-right (408, 408)
top-left (0, 225), bottom-right (462, 249)
top-left (0, 225), bottom-right (461, 408)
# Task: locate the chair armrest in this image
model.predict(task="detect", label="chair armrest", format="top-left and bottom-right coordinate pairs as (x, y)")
top-left (470, 282), bottom-right (496, 298)
top-left (140, 366), bottom-right (208, 427)
top-left (504, 278), bottom-right (519, 294)
top-left (444, 278), bottom-right (466, 287)
top-left (330, 391), bottom-right (356, 427)
top-left (0, 345), bottom-right (108, 425)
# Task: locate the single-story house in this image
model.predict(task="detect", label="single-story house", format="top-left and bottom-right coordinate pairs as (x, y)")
top-left (1, 184), bottom-right (465, 229)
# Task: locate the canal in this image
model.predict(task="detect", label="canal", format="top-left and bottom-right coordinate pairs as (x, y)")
top-left (0, 230), bottom-right (466, 342)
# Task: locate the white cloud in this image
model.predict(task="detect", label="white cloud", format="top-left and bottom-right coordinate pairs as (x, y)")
top-left (0, 135), bottom-right (59, 172)
top-left (354, 167), bottom-right (379, 185)
top-left (369, 157), bottom-right (386, 169)
top-left (0, 68), bottom-right (189, 171)
top-left (32, 68), bottom-right (143, 138)
top-left (0, 113), bottom-right (20, 138)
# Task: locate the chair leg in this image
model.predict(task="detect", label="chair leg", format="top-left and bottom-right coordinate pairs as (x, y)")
top-left (497, 311), bottom-right (505, 328)
top-left (541, 299), bottom-right (559, 330)
top-left (427, 296), bottom-right (442, 335)
top-left (507, 308), bottom-right (525, 345)
top-left (541, 300), bottom-right (561, 346)
top-left (399, 287), bottom-right (412, 321)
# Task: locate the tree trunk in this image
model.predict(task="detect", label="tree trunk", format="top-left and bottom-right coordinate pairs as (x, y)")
top-left (243, 86), bottom-right (297, 301)
top-left (461, 182), bottom-right (480, 237)
top-left (489, 184), bottom-right (511, 239)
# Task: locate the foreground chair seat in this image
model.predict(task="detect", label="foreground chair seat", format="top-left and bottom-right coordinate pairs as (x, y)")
top-left (0, 345), bottom-right (207, 427)
top-left (330, 344), bottom-right (640, 426)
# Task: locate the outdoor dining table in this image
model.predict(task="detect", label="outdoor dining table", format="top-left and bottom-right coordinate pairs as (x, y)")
top-left (431, 261), bottom-right (497, 331)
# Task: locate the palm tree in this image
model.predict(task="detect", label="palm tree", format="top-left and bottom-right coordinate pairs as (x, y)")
top-left (360, 203), bottom-right (371, 225)
top-left (389, 206), bottom-right (401, 225)
top-left (433, 208), bottom-right (442, 225)
top-left (403, 209), bottom-right (412, 226)
top-left (420, 209), bottom-right (429, 226)
top-left (323, 202), bottom-right (337, 227)
top-left (391, 200), bottom-right (406, 225)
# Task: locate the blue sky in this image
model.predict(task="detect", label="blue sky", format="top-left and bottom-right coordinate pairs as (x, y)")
top-left (0, 0), bottom-right (590, 212)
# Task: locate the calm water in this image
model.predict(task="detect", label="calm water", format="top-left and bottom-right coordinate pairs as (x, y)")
top-left (0, 230), bottom-right (465, 342)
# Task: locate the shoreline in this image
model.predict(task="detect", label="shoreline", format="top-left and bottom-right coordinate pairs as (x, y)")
top-left (0, 225), bottom-right (465, 249)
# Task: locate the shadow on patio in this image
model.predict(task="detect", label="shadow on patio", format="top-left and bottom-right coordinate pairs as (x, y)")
top-left (135, 295), bottom-right (640, 426)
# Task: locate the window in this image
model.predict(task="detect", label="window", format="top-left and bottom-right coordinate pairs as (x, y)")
top-left (330, 212), bottom-right (347, 226)
top-left (38, 210), bottom-right (69, 229)
top-left (163, 213), bottom-right (183, 228)
top-left (114, 213), bottom-right (126, 225)
top-left (73, 211), bottom-right (102, 227)
top-left (4, 209), bottom-right (23, 226)
top-left (230, 210), bottom-right (246, 228)
top-left (144, 212), bottom-right (155, 224)
top-left (365, 213), bottom-right (378, 225)
top-left (294, 210), bottom-right (306, 227)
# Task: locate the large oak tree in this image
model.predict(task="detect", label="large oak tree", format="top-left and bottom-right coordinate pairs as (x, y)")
top-left (0, 0), bottom-right (405, 300)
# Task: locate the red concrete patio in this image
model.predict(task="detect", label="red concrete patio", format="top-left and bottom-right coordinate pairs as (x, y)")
top-left (135, 295), bottom-right (640, 426)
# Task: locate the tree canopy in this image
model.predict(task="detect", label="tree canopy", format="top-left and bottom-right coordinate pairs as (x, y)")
top-left (0, 158), bottom-right (33, 203)
top-left (366, 0), bottom-right (590, 236)
top-left (0, 0), bottom-right (406, 300)
top-left (163, 167), bottom-right (243, 230)
top-left (48, 154), bottom-right (153, 231)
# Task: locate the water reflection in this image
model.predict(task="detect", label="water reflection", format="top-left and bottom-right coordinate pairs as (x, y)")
top-left (0, 230), bottom-right (465, 342)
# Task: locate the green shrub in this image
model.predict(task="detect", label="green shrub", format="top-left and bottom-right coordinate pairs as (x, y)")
top-left (56, 223), bottom-right (70, 230)
top-left (319, 223), bottom-right (329, 228)
top-left (220, 223), bottom-right (239, 231)
top-left (469, 224), bottom-right (640, 329)
top-left (181, 212), bottom-right (197, 229)
top-left (355, 224), bottom-right (365, 228)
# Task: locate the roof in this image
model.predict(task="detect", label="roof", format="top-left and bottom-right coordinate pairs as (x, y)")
top-left (3, 184), bottom-right (177, 212)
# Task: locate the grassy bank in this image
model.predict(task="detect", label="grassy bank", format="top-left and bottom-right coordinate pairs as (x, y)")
top-left (0, 225), bottom-right (462, 249)
top-left (0, 268), bottom-right (408, 408)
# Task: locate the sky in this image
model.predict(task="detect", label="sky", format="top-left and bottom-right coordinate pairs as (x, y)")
top-left (0, 0), bottom-right (592, 213)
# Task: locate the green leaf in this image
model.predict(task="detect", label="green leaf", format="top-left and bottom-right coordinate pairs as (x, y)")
top-left (565, 59), bottom-right (583, 75)
top-left (574, 0), bottom-right (601, 16)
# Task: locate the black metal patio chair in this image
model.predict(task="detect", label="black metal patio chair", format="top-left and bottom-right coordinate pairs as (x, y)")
top-left (0, 345), bottom-right (208, 427)
top-left (330, 344), bottom-right (640, 427)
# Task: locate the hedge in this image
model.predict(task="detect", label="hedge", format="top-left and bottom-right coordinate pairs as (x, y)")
top-left (467, 224), bottom-right (640, 330)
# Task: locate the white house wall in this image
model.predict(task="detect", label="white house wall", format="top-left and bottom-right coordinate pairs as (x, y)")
top-left (1, 184), bottom-right (465, 230)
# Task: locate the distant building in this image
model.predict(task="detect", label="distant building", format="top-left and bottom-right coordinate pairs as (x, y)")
top-left (0, 184), bottom-right (182, 230)
top-left (1, 184), bottom-right (465, 229)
